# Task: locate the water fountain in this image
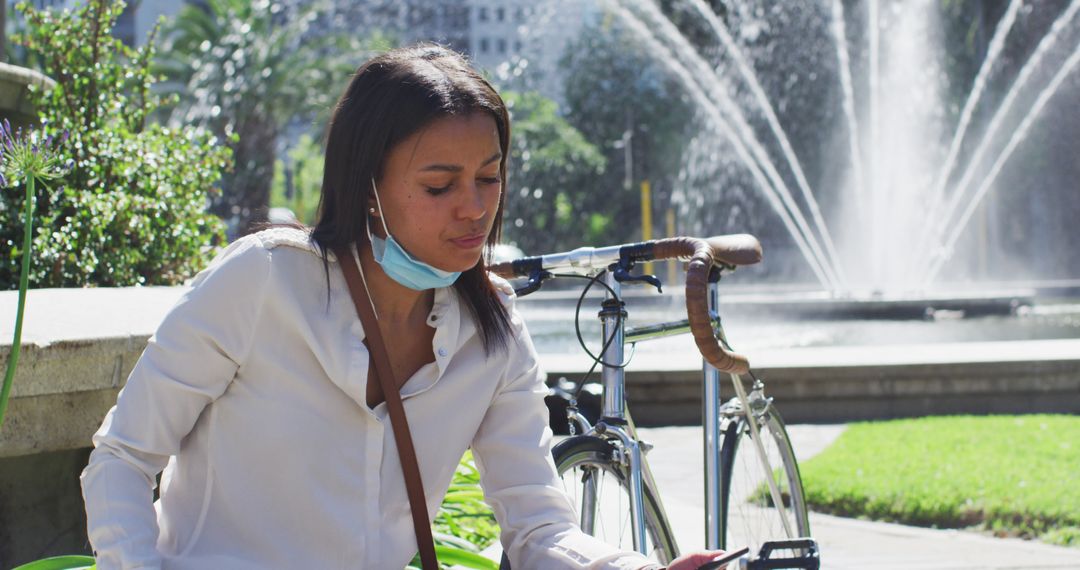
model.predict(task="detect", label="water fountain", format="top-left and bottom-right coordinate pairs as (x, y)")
top-left (501, 0), bottom-right (1080, 427)
top-left (600, 0), bottom-right (1080, 306)
top-left (508, 1), bottom-right (1080, 411)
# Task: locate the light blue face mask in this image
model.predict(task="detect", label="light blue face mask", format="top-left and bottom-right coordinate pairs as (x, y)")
top-left (367, 178), bottom-right (462, 290)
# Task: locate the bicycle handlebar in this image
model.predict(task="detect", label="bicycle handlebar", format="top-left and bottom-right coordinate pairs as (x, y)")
top-left (488, 235), bottom-right (762, 374)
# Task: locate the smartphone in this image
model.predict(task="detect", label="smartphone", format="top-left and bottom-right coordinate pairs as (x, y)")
top-left (697, 546), bottom-right (750, 570)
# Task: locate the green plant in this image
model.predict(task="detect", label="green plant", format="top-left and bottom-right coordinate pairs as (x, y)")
top-left (269, 133), bottom-right (324, 225)
top-left (10, 555), bottom-right (96, 570)
top-left (1, 0), bottom-right (230, 289)
top-left (409, 451), bottom-right (500, 570)
top-left (0, 120), bottom-right (68, 430)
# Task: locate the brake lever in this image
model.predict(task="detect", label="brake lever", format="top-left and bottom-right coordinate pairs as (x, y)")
top-left (513, 268), bottom-right (552, 297)
top-left (612, 265), bottom-right (663, 293)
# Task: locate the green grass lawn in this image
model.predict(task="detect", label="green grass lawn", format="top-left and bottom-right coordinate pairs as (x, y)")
top-left (798, 415), bottom-right (1080, 547)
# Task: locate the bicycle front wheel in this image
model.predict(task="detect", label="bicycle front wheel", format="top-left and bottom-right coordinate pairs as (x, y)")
top-left (558, 435), bottom-right (680, 563)
top-left (498, 435), bottom-right (678, 569)
top-left (720, 406), bottom-right (810, 552)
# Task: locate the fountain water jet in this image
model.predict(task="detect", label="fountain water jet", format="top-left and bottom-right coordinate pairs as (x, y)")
top-left (924, 0), bottom-right (1025, 216)
top-left (917, 0), bottom-right (1080, 282)
top-left (683, 0), bottom-right (847, 284)
top-left (602, 1), bottom-right (839, 288)
top-left (830, 0), bottom-right (866, 213)
top-left (579, 0), bottom-right (1079, 295)
top-left (924, 35), bottom-right (1080, 284)
top-left (614, 0), bottom-right (844, 288)
top-left (864, 0), bottom-right (881, 285)
top-left (863, 0), bottom-right (948, 288)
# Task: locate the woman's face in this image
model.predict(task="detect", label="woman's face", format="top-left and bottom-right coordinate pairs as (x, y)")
top-left (373, 113), bottom-right (503, 273)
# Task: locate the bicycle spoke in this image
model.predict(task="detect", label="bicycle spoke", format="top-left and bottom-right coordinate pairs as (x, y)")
top-left (722, 410), bottom-right (810, 554)
top-left (554, 438), bottom-right (675, 563)
top-left (731, 377), bottom-right (795, 539)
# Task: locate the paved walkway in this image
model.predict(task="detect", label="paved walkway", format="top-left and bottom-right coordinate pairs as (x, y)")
top-left (639, 425), bottom-right (1080, 569)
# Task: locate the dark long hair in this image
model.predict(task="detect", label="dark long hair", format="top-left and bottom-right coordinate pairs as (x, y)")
top-left (311, 44), bottom-right (512, 353)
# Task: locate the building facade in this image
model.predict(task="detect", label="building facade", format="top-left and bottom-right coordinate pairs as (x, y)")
top-left (30, 0), bottom-right (600, 104)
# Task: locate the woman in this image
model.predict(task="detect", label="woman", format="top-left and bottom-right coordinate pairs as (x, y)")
top-left (82, 44), bottom-right (726, 569)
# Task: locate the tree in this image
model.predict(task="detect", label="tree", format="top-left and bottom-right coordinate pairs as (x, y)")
top-left (500, 90), bottom-right (607, 255)
top-left (559, 17), bottom-right (695, 247)
top-left (156, 0), bottom-right (391, 236)
top-left (269, 133), bottom-right (323, 225)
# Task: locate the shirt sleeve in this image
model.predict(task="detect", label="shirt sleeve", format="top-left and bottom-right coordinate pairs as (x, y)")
top-left (80, 236), bottom-right (272, 570)
top-left (470, 306), bottom-right (655, 570)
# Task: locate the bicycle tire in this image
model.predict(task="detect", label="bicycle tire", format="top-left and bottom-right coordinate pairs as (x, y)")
top-left (720, 406), bottom-right (810, 553)
top-left (499, 435), bottom-right (679, 568)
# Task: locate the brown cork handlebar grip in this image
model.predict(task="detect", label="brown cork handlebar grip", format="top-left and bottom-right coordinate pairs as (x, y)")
top-left (488, 259), bottom-right (515, 279)
top-left (653, 236), bottom-right (753, 374)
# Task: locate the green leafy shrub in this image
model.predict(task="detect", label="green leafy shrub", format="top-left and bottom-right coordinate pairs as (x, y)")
top-left (0, 0), bottom-right (230, 289)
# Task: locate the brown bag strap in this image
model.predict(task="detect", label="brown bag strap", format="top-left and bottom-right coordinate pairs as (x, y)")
top-left (335, 246), bottom-right (439, 570)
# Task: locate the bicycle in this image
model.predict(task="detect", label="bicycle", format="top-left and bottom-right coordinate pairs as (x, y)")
top-left (489, 235), bottom-right (815, 568)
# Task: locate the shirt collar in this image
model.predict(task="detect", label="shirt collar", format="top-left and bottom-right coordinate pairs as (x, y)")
top-left (429, 285), bottom-right (453, 324)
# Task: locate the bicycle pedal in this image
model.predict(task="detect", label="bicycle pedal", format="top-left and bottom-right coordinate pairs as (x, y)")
top-left (743, 538), bottom-right (820, 570)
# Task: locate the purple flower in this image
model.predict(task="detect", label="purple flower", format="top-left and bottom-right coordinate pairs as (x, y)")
top-left (0, 121), bottom-right (70, 186)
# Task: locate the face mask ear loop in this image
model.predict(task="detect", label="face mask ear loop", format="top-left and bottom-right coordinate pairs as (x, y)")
top-left (369, 177), bottom-right (392, 239)
top-left (351, 244), bottom-right (379, 321)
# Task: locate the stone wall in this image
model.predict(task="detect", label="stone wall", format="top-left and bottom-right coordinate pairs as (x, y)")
top-left (1, 287), bottom-right (182, 566)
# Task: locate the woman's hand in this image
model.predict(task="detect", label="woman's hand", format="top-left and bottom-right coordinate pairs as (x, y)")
top-left (665, 549), bottom-right (734, 570)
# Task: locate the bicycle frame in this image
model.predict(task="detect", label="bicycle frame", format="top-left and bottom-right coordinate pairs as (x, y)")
top-left (703, 279), bottom-right (726, 550)
top-left (491, 236), bottom-right (798, 558)
top-left (580, 271), bottom-right (730, 554)
top-left (587, 274), bottom-right (791, 554)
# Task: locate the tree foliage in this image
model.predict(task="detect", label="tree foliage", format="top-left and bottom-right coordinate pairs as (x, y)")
top-left (0, 0), bottom-right (229, 288)
top-left (558, 17), bottom-right (695, 248)
top-left (501, 90), bottom-right (606, 255)
top-left (269, 133), bottom-right (323, 225)
top-left (156, 0), bottom-right (391, 236)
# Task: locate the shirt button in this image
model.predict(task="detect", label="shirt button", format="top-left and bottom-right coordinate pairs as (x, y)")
top-left (429, 315), bottom-right (438, 322)
top-left (437, 347), bottom-right (448, 357)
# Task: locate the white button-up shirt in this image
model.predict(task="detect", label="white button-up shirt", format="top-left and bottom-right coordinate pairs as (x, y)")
top-left (81, 228), bottom-right (654, 570)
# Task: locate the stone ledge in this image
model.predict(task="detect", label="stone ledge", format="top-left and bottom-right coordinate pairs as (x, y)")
top-left (5, 336), bottom-right (147, 398)
top-left (1, 389), bottom-right (121, 458)
top-left (1, 287), bottom-right (185, 458)
top-left (546, 340), bottom-right (1080, 425)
